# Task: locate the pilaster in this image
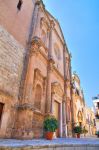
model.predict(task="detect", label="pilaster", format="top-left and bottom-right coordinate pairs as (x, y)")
top-left (23, 37), bottom-right (40, 104)
top-left (12, 37), bottom-right (41, 139)
top-left (48, 20), bottom-right (55, 58)
top-left (45, 20), bottom-right (55, 116)
top-left (62, 94), bottom-right (67, 137)
top-left (32, 0), bottom-right (42, 37)
top-left (46, 58), bottom-right (55, 115)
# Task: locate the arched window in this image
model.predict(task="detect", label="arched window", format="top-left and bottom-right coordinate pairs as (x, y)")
top-left (54, 44), bottom-right (61, 60)
top-left (34, 84), bottom-right (42, 110)
top-left (41, 30), bottom-right (46, 44)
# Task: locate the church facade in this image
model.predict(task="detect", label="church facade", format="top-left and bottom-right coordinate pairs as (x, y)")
top-left (0, 0), bottom-right (72, 139)
top-left (72, 73), bottom-right (86, 128)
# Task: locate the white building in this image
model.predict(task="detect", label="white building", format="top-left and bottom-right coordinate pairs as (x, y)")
top-left (93, 96), bottom-right (99, 131)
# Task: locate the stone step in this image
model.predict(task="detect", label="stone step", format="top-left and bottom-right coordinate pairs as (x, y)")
top-left (0, 138), bottom-right (99, 150)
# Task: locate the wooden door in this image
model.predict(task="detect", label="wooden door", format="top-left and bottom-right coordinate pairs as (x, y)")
top-left (0, 103), bottom-right (4, 125)
top-left (53, 101), bottom-right (60, 137)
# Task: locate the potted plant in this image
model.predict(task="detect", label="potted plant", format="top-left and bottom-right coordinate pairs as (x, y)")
top-left (73, 126), bottom-right (82, 138)
top-left (96, 131), bottom-right (99, 138)
top-left (82, 127), bottom-right (88, 137)
top-left (43, 116), bottom-right (58, 140)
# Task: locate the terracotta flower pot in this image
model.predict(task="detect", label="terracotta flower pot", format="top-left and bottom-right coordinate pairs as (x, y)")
top-left (77, 133), bottom-right (80, 138)
top-left (45, 132), bottom-right (54, 140)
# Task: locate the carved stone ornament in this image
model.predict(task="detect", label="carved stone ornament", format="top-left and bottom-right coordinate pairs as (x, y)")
top-left (35, 0), bottom-right (45, 10)
top-left (51, 82), bottom-right (63, 97)
top-left (34, 69), bottom-right (44, 83)
top-left (50, 20), bottom-right (55, 29)
top-left (49, 56), bottom-right (55, 64)
top-left (30, 37), bottom-right (41, 56)
top-left (35, 0), bottom-right (41, 6)
top-left (63, 93), bottom-right (66, 100)
top-left (14, 103), bottom-right (35, 111)
top-left (40, 17), bottom-right (49, 28)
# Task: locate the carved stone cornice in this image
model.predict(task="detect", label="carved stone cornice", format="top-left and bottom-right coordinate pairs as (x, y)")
top-left (14, 103), bottom-right (34, 111)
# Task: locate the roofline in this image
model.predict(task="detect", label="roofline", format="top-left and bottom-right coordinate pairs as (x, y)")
top-left (45, 10), bottom-right (70, 55)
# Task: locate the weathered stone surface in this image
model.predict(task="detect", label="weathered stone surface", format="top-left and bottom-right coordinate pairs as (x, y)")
top-left (0, 0), bottom-right (72, 139)
top-left (0, 26), bottom-right (25, 99)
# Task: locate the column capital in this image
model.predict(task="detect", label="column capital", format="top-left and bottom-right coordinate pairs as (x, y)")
top-left (63, 94), bottom-right (66, 102)
top-left (35, 0), bottom-right (42, 6)
top-left (35, 1), bottom-right (45, 14)
top-left (30, 37), bottom-right (41, 56)
top-left (48, 56), bottom-right (55, 64)
top-left (48, 57), bottom-right (55, 72)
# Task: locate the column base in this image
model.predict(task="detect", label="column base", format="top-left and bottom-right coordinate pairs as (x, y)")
top-left (12, 104), bottom-right (34, 139)
top-left (44, 113), bottom-right (54, 117)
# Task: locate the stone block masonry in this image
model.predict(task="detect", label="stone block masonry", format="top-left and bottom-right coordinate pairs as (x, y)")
top-left (0, 25), bottom-right (25, 99)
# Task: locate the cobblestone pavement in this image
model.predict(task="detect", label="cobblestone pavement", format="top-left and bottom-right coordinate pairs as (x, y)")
top-left (0, 138), bottom-right (99, 147)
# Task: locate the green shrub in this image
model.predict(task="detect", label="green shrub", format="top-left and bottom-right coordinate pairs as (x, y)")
top-left (96, 131), bottom-right (99, 135)
top-left (73, 126), bottom-right (82, 134)
top-left (43, 116), bottom-right (58, 132)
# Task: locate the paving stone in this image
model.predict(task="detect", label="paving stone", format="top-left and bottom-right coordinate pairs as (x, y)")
top-left (0, 138), bottom-right (99, 150)
top-left (74, 146), bottom-right (87, 150)
top-left (86, 146), bottom-right (99, 150)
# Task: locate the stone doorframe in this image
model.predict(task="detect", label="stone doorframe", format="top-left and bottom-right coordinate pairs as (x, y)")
top-left (51, 82), bottom-right (64, 137)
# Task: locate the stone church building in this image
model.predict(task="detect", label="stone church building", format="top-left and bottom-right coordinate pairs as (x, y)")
top-left (0, 0), bottom-right (72, 139)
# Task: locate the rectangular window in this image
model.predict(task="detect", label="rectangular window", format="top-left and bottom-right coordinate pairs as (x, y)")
top-left (0, 103), bottom-right (4, 127)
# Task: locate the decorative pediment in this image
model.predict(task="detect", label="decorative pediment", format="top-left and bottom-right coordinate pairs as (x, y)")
top-left (51, 82), bottom-right (63, 97)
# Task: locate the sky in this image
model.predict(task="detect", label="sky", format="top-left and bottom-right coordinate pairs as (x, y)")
top-left (43, 0), bottom-right (99, 107)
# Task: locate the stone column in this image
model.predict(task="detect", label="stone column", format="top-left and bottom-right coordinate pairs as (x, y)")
top-left (23, 37), bottom-right (40, 104)
top-left (51, 92), bottom-right (55, 114)
top-left (13, 38), bottom-right (40, 139)
top-left (60, 103), bottom-right (63, 137)
top-left (48, 20), bottom-right (55, 58)
top-left (62, 95), bottom-right (67, 137)
top-left (33, 2), bottom-right (43, 37)
top-left (63, 44), bottom-right (68, 137)
top-left (30, 0), bottom-right (41, 38)
top-left (45, 20), bottom-right (55, 115)
top-left (46, 59), bottom-right (54, 114)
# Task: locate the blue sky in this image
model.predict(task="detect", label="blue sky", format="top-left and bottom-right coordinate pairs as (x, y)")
top-left (43, 0), bottom-right (99, 107)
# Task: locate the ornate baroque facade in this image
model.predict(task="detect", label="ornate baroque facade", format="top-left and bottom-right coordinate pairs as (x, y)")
top-left (72, 73), bottom-right (86, 128)
top-left (0, 0), bottom-right (72, 139)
